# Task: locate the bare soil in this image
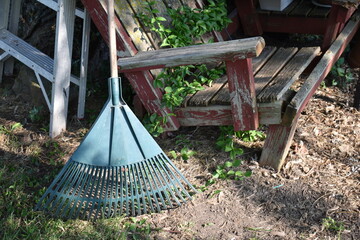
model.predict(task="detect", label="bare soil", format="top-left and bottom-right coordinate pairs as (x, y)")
top-left (0, 71), bottom-right (359, 239)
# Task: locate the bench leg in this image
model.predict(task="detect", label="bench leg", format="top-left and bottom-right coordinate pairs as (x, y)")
top-left (354, 76), bottom-right (360, 110)
top-left (259, 119), bottom-right (299, 171)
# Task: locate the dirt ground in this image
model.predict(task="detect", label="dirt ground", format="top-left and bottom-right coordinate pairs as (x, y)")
top-left (0, 69), bottom-right (359, 239)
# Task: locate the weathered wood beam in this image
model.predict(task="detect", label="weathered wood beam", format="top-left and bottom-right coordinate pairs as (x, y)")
top-left (283, 10), bottom-right (360, 125)
top-left (118, 37), bottom-right (265, 72)
top-left (50, 0), bottom-right (76, 137)
top-left (0, 0), bottom-right (10, 83)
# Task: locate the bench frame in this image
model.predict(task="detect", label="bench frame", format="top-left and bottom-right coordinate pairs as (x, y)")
top-left (82, 0), bottom-right (359, 170)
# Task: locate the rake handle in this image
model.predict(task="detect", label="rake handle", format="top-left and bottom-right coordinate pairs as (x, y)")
top-left (108, 0), bottom-right (118, 78)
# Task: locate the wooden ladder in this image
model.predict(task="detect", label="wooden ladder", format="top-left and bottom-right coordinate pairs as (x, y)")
top-left (0, 0), bottom-right (91, 137)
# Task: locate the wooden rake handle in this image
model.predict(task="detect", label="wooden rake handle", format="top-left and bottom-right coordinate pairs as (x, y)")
top-left (107, 0), bottom-right (118, 78)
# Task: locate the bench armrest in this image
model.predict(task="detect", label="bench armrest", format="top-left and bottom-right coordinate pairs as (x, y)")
top-left (118, 37), bottom-right (265, 72)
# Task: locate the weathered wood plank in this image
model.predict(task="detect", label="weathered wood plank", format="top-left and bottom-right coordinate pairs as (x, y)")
top-left (254, 47), bottom-right (298, 95)
top-left (50, 0), bottom-right (76, 137)
top-left (175, 105), bottom-right (234, 126)
top-left (175, 101), bottom-right (284, 127)
top-left (259, 118), bottom-right (299, 171)
top-left (272, 0), bottom-right (301, 16)
top-left (283, 10), bottom-right (360, 124)
top-left (187, 46), bottom-right (276, 107)
top-left (226, 58), bottom-right (258, 131)
top-left (289, 0), bottom-right (315, 17)
top-left (119, 37), bottom-right (265, 71)
top-left (187, 75), bottom-right (227, 106)
top-left (0, 0), bottom-right (10, 83)
top-left (128, 0), bottom-right (161, 48)
top-left (252, 46), bottom-right (277, 73)
top-left (308, 6), bottom-right (331, 18)
top-left (112, 0), bottom-right (154, 52)
top-left (257, 46), bottom-right (321, 102)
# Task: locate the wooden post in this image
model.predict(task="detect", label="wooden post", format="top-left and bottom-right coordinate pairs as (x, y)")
top-left (77, 9), bottom-right (91, 119)
top-left (259, 118), bottom-right (299, 171)
top-left (4, 0), bottom-right (21, 76)
top-left (235, 0), bottom-right (263, 36)
top-left (50, 0), bottom-right (76, 137)
top-left (0, 0), bottom-right (10, 83)
top-left (225, 58), bottom-right (258, 131)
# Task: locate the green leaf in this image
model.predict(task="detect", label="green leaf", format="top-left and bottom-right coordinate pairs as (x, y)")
top-left (156, 16), bottom-right (167, 22)
top-left (232, 159), bottom-right (241, 167)
top-left (227, 170), bottom-right (235, 175)
top-left (224, 161), bottom-right (233, 168)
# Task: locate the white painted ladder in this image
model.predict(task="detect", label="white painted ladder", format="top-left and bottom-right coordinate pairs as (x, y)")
top-left (0, 0), bottom-right (91, 137)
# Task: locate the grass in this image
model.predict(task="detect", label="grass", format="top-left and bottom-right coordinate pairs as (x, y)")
top-left (0, 121), bottom-right (159, 240)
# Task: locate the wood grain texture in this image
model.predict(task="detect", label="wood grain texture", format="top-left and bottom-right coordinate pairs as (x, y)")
top-left (284, 11), bottom-right (360, 124)
top-left (226, 58), bottom-right (258, 131)
top-left (257, 46), bottom-right (321, 102)
top-left (119, 37), bottom-right (265, 71)
top-left (254, 47), bottom-right (298, 95)
top-left (289, 0), bottom-right (314, 17)
top-left (259, 119), bottom-right (299, 171)
top-left (112, 0), bottom-right (153, 52)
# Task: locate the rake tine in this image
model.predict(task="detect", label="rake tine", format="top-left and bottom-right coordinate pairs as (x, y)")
top-left (87, 166), bottom-right (104, 220)
top-left (94, 167), bottom-right (108, 220)
top-left (135, 162), bottom-right (152, 214)
top-left (71, 164), bottom-right (94, 218)
top-left (151, 157), bottom-right (182, 206)
top-left (130, 164), bottom-right (142, 215)
top-left (158, 155), bottom-right (192, 200)
top-left (161, 153), bottom-right (198, 193)
top-left (139, 161), bottom-right (158, 212)
top-left (124, 166), bottom-right (130, 216)
top-left (80, 166), bottom-right (99, 219)
top-left (60, 163), bottom-right (88, 218)
top-left (144, 159), bottom-right (169, 209)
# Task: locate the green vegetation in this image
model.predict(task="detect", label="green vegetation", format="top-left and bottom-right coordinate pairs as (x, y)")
top-left (322, 217), bottom-right (346, 240)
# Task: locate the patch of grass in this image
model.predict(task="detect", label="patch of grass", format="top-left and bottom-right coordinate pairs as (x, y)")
top-left (322, 217), bottom-right (345, 240)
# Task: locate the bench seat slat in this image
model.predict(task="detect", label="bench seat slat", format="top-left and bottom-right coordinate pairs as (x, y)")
top-left (187, 46), bottom-right (277, 107)
top-left (257, 46), bottom-right (321, 102)
top-left (209, 47), bottom-right (297, 105)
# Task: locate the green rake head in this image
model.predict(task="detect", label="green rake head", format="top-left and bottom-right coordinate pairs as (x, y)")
top-left (35, 78), bottom-right (197, 220)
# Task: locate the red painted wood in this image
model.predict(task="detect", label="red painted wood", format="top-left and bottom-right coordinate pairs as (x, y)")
top-left (260, 117), bottom-right (299, 171)
top-left (81, 0), bottom-right (180, 131)
top-left (258, 15), bottom-right (328, 34)
top-left (125, 71), bottom-right (180, 130)
top-left (285, 17), bottom-right (360, 126)
top-left (235, 0), bottom-right (263, 36)
top-left (226, 58), bottom-right (258, 131)
top-left (175, 106), bottom-right (233, 126)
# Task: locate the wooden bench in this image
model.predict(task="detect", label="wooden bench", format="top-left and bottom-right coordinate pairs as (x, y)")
top-left (81, 0), bottom-right (360, 170)
top-left (237, 0), bottom-right (358, 50)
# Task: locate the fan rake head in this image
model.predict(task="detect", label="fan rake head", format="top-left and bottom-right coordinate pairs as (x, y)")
top-left (35, 153), bottom-right (195, 220)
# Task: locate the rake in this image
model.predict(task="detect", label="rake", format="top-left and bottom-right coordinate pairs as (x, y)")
top-left (35, 0), bottom-right (196, 220)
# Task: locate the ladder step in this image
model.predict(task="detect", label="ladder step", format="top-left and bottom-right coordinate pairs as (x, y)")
top-left (0, 28), bottom-right (79, 85)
